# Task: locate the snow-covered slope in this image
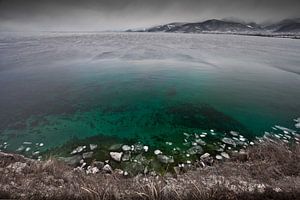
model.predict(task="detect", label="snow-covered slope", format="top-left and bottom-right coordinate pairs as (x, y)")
top-left (134, 19), bottom-right (300, 36)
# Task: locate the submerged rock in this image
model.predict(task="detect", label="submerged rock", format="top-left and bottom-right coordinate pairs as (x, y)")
top-left (71, 146), bottom-right (86, 155)
top-left (110, 152), bottom-right (123, 162)
top-left (82, 152), bottom-right (93, 159)
top-left (109, 144), bottom-right (123, 151)
top-left (23, 142), bottom-right (32, 145)
top-left (16, 146), bottom-right (25, 152)
top-left (195, 138), bottom-right (206, 146)
top-left (89, 144), bottom-right (97, 150)
top-left (222, 137), bottom-right (236, 147)
top-left (186, 146), bottom-right (203, 155)
top-left (230, 131), bottom-right (239, 136)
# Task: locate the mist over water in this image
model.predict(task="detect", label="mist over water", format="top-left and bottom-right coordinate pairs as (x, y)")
top-left (0, 32), bottom-right (300, 151)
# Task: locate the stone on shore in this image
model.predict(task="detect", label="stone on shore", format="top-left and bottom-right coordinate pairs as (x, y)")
top-left (110, 152), bottom-right (123, 162)
top-left (102, 164), bottom-right (113, 173)
top-left (200, 153), bottom-right (210, 159)
top-left (221, 152), bottom-right (230, 159)
top-left (122, 145), bottom-right (131, 152)
top-left (216, 155), bottom-right (223, 160)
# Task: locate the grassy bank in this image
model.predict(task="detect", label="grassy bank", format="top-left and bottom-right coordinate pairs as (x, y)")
top-left (0, 139), bottom-right (299, 200)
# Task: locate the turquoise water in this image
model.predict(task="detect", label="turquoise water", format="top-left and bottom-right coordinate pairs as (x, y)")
top-left (0, 32), bottom-right (300, 153)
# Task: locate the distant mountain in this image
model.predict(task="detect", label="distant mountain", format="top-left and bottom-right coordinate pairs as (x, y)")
top-left (131, 18), bottom-right (300, 37)
top-left (264, 18), bottom-right (300, 33)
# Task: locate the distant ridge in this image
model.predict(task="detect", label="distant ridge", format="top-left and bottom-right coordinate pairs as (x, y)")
top-left (128, 18), bottom-right (300, 37)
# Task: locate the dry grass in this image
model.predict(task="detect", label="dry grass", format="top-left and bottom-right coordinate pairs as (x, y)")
top-left (0, 140), bottom-right (299, 200)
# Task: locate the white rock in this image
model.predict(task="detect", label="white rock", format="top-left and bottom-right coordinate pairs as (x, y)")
top-left (39, 143), bottom-right (44, 147)
top-left (71, 146), bottom-right (85, 155)
top-left (200, 153), bottom-right (210, 159)
top-left (16, 146), bottom-right (25, 152)
top-left (86, 166), bottom-right (99, 174)
top-left (222, 137), bottom-right (236, 146)
top-left (154, 149), bottom-right (162, 155)
top-left (102, 164), bottom-right (113, 173)
top-left (183, 132), bottom-right (190, 137)
top-left (186, 160), bottom-right (191, 164)
top-left (250, 142), bottom-right (254, 145)
top-left (215, 155), bottom-right (223, 160)
top-left (143, 146), bottom-right (149, 152)
top-left (274, 134), bottom-right (281, 139)
top-left (122, 145), bottom-right (131, 151)
top-left (230, 131), bottom-right (239, 136)
top-left (23, 142), bottom-right (32, 145)
top-left (89, 144), bottom-right (97, 150)
top-left (110, 152), bottom-right (123, 162)
top-left (221, 152), bottom-right (230, 159)
top-left (25, 147), bottom-right (31, 152)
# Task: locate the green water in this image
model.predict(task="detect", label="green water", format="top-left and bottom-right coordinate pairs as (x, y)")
top-left (0, 33), bottom-right (300, 153)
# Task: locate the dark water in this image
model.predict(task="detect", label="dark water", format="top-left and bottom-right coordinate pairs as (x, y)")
top-left (0, 32), bottom-right (299, 153)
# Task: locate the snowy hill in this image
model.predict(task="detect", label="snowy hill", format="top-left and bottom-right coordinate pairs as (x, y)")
top-left (131, 19), bottom-right (300, 37)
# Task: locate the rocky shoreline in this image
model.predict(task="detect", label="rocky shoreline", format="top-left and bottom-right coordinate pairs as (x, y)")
top-left (0, 137), bottom-right (299, 199)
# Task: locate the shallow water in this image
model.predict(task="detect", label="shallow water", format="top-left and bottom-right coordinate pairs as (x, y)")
top-left (0, 32), bottom-right (300, 152)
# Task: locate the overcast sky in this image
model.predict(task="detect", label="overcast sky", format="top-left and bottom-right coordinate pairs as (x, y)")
top-left (0, 0), bottom-right (299, 31)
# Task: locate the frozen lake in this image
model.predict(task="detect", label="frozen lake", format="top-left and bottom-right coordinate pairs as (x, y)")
top-left (0, 32), bottom-right (300, 152)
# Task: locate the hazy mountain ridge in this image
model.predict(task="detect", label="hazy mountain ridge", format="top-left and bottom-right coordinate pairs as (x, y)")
top-left (130, 18), bottom-right (300, 37)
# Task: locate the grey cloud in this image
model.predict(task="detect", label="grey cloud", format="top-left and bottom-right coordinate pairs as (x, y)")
top-left (0, 0), bottom-right (299, 31)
